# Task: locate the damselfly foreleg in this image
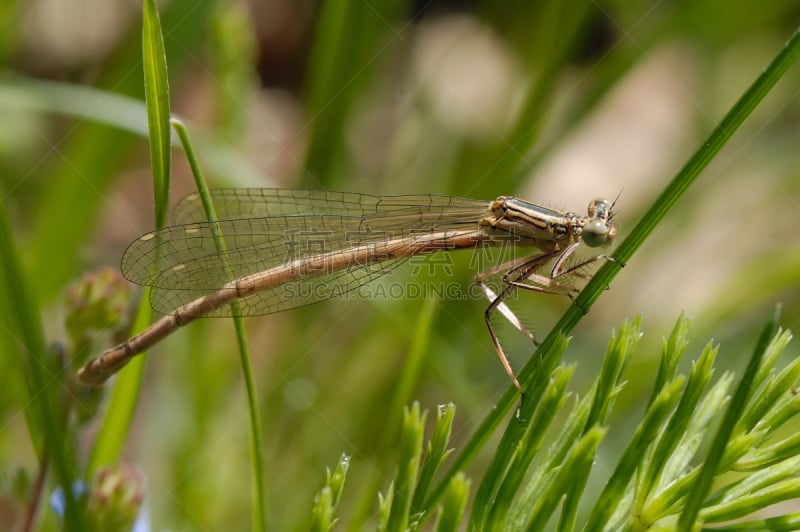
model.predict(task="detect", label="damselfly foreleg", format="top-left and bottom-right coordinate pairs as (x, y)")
top-left (505, 243), bottom-right (608, 289)
top-left (477, 243), bottom-right (613, 392)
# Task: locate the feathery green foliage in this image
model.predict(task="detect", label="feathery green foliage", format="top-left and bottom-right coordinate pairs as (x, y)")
top-left (311, 313), bottom-right (800, 530)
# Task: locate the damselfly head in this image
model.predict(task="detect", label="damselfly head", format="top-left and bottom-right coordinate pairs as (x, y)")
top-left (582, 198), bottom-right (617, 247)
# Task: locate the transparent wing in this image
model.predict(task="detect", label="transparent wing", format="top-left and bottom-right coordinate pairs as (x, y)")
top-left (172, 188), bottom-right (485, 223)
top-left (123, 191), bottom-right (490, 316)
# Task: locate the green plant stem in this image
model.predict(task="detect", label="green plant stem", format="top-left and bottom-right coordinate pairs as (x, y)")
top-left (172, 118), bottom-right (268, 532)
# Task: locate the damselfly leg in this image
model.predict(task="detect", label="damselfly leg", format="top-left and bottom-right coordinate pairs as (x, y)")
top-left (477, 243), bottom-right (613, 393)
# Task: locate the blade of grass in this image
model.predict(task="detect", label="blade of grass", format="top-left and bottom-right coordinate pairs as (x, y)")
top-left (678, 305), bottom-right (782, 528)
top-left (469, 334), bottom-right (570, 530)
top-left (704, 512), bottom-right (800, 531)
top-left (433, 472), bottom-right (470, 532)
top-left (172, 118), bottom-right (267, 532)
top-left (632, 342), bottom-right (718, 513)
top-left (391, 404), bottom-right (426, 531)
top-left (88, 0), bottom-right (172, 473)
top-left (142, 0), bottom-right (171, 228)
top-left (425, 23), bottom-right (800, 515)
top-left (412, 403), bottom-right (456, 516)
top-left (483, 365), bottom-right (574, 531)
top-left (582, 375), bottom-right (685, 531)
top-left (0, 197), bottom-right (82, 530)
top-left (0, 76), bottom-right (267, 186)
top-left (507, 377), bottom-right (596, 528)
top-left (524, 426), bottom-right (607, 531)
top-left (558, 320), bottom-right (643, 531)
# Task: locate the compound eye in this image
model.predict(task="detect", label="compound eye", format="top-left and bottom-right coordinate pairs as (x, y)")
top-left (588, 199), bottom-right (613, 220)
top-left (582, 220), bottom-right (610, 247)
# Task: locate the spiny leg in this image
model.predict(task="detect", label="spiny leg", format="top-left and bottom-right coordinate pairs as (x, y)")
top-left (479, 244), bottom-right (615, 393)
top-left (479, 250), bottom-right (561, 393)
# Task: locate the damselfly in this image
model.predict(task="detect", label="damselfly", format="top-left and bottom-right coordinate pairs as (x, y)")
top-left (78, 189), bottom-right (618, 390)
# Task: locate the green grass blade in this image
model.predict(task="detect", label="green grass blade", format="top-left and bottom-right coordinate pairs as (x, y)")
top-left (468, 334), bottom-right (570, 529)
top-left (0, 76), bottom-right (266, 185)
top-left (583, 376), bottom-right (685, 531)
top-left (485, 365), bottom-right (573, 531)
top-left (638, 342), bottom-right (718, 501)
top-left (88, 0), bottom-right (173, 479)
top-left (377, 481), bottom-right (395, 530)
top-left (328, 453), bottom-right (350, 511)
top-left (0, 199), bottom-right (82, 530)
top-left (142, 0), bottom-right (171, 227)
top-left (646, 313), bottom-right (691, 409)
top-left (172, 118), bottom-right (267, 531)
top-left (411, 403), bottom-right (456, 516)
top-left (583, 318), bottom-right (642, 430)
top-left (386, 403), bottom-right (426, 531)
top-left (557, 320), bottom-right (641, 531)
top-left (701, 478), bottom-right (800, 523)
top-left (433, 473), bottom-right (470, 532)
top-left (704, 512), bottom-right (800, 532)
top-left (310, 453), bottom-right (350, 532)
top-left (310, 487), bottom-right (336, 532)
top-left (508, 381), bottom-right (596, 528)
top-left (678, 305), bottom-right (782, 529)
top-left (524, 426), bottom-right (607, 531)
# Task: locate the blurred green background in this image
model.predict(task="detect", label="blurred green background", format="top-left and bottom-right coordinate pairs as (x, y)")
top-left (1, 0), bottom-right (799, 529)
